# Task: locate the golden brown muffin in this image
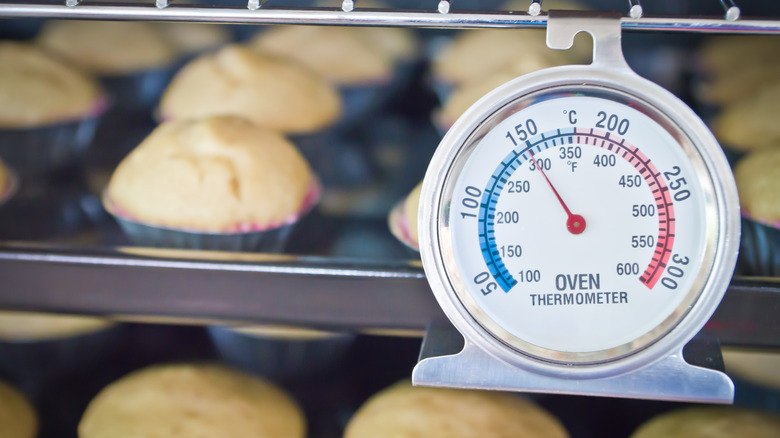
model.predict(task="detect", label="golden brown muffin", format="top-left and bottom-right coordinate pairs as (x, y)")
top-left (0, 42), bottom-right (102, 128)
top-left (104, 115), bottom-right (316, 232)
top-left (698, 36), bottom-right (780, 77)
top-left (154, 23), bottom-right (231, 56)
top-left (37, 21), bottom-right (176, 75)
top-left (159, 45), bottom-right (341, 134)
top-left (0, 311), bottom-right (112, 341)
top-left (439, 54), bottom-right (563, 128)
top-left (251, 26), bottom-right (414, 85)
top-left (0, 379), bottom-right (37, 438)
top-left (630, 407), bottom-right (780, 438)
top-left (734, 145), bottom-right (780, 225)
top-left (723, 348), bottom-right (780, 389)
top-left (344, 380), bottom-right (569, 438)
top-left (433, 28), bottom-right (588, 86)
top-left (78, 363), bottom-right (305, 438)
top-left (713, 83), bottom-right (780, 151)
top-left (697, 62), bottom-right (780, 106)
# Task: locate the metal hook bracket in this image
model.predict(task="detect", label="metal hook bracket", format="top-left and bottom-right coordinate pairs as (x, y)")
top-left (547, 10), bottom-right (629, 71)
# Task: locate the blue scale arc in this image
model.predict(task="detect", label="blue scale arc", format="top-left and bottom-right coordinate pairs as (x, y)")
top-left (478, 127), bottom-right (577, 293)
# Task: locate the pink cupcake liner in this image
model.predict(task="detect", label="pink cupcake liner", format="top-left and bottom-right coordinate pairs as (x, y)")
top-left (388, 198), bottom-right (419, 252)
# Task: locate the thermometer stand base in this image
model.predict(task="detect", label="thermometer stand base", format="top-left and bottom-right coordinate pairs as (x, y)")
top-left (412, 320), bottom-right (734, 404)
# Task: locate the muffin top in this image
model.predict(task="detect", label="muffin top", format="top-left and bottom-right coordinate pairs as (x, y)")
top-left (154, 23), bottom-right (231, 56)
top-left (439, 54), bottom-right (563, 128)
top-left (630, 407), bottom-right (780, 438)
top-left (734, 145), bottom-right (780, 225)
top-left (159, 45), bottom-right (341, 134)
top-left (0, 311), bottom-right (112, 341)
top-left (252, 25), bottom-right (414, 85)
top-left (433, 28), bottom-right (587, 86)
top-left (0, 379), bottom-right (37, 438)
top-left (0, 42), bottom-right (102, 128)
top-left (37, 21), bottom-right (177, 75)
top-left (79, 363), bottom-right (305, 438)
top-left (105, 116), bottom-right (316, 232)
top-left (403, 182), bottom-right (422, 247)
top-left (713, 82), bottom-right (780, 152)
top-left (344, 380), bottom-right (569, 438)
top-left (698, 36), bottom-right (780, 77)
top-left (723, 348), bottom-right (780, 390)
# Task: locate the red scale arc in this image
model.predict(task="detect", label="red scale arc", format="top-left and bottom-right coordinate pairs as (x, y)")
top-left (574, 128), bottom-right (675, 290)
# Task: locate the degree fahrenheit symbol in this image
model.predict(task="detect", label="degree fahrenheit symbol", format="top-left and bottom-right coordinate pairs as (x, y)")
top-left (530, 152), bottom-right (586, 235)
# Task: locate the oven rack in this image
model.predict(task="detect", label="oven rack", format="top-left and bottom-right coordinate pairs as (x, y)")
top-left (0, 242), bottom-right (777, 349)
top-left (1, 0), bottom-right (780, 33)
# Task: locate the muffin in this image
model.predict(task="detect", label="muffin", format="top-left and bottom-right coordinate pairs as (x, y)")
top-left (389, 181), bottom-right (422, 251)
top-left (159, 45), bottom-right (340, 135)
top-left (630, 407), bottom-right (780, 438)
top-left (0, 379), bottom-right (37, 438)
top-left (37, 21), bottom-right (176, 76)
top-left (0, 311), bottom-right (117, 387)
top-left (345, 380), bottom-right (569, 438)
top-left (78, 363), bottom-right (305, 438)
top-left (0, 42), bottom-right (105, 173)
top-left (713, 82), bottom-right (780, 152)
top-left (432, 28), bottom-right (587, 90)
top-left (734, 145), bottom-right (780, 227)
top-left (37, 20), bottom-right (178, 110)
top-left (733, 145), bottom-right (780, 275)
top-left (723, 348), bottom-right (780, 389)
top-left (251, 24), bottom-right (415, 126)
top-left (103, 115), bottom-right (319, 250)
top-left (154, 22), bottom-right (231, 57)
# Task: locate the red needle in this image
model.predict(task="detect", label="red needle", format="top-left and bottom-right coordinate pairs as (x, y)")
top-left (530, 153), bottom-right (586, 235)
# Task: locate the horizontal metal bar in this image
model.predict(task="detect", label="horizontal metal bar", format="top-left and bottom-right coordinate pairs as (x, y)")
top-left (0, 244), bottom-right (777, 347)
top-left (1, 3), bottom-right (780, 33)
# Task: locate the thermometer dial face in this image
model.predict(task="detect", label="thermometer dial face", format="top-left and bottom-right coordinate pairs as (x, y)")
top-left (440, 87), bottom-right (719, 364)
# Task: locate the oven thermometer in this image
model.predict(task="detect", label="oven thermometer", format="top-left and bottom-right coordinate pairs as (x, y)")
top-left (413, 14), bottom-right (740, 402)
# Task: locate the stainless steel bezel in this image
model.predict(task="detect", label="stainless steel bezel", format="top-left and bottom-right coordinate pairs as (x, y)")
top-left (419, 64), bottom-right (740, 378)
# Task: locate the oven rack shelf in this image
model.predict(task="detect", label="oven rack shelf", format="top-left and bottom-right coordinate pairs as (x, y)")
top-left (1, 0), bottom-right (780, 33)
top-left (0, 242), bottom-right (777, 349)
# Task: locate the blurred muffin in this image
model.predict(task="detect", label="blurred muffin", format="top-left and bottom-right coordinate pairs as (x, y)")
top-left (252, 25), bottom-right (415, 85)
top-left (0, 41), bottom-right (102, 128)
top-left (79, 363), bottom-right (305, 438)
top-left (104, 115), bottom-right (318, 233)
top-left (438, 54), bottom-right (567, 129)
top-left (432, 28), bottom-right (588, 88)
top-left (734, 145), bottom-right (780, 226)
top-left (159, 45), bottom-right (340, 135)
top-left (345, 380), bottom-right (569, 438)
top-left (630, 407), bottom-right (780, 438)
top-left (713, 83), bottom-right (780, 152)
top-left (154, 22), bottom-right (231, 57)
top-left (697, 36), bottom-right (780, 78)
top-left (37, 21), bottom-right (176, 75)
top-left (0, 379), bottom-right (37, 438)
top-left (0, 311), bottom-right (112, 341)
top-left (389, 181), bottom-right (421, 250)
top-left (723, 348), bottom-right (780, 389)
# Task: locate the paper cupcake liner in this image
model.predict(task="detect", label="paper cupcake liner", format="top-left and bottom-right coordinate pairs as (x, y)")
top-left (388, 198), bottom-right (419, 252)
top-left (738, 215), bottom-right (780, 277)
top-left (101, 65), bottom-right (178, 111)
top-left (208, 326), bottom-right (355, 382)
top-left (0, 99), bottom-right (108, 175)
top-left (106, 181), bottom-right (320, 252)
top-left (0, 324), bottom-right (122, 391)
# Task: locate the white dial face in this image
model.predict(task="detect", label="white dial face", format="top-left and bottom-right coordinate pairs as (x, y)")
top-left (445, 92), bottom-right (716, 362)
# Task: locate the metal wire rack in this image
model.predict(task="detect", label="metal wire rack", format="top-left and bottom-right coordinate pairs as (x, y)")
top-left (0, 0), bottom-right (779, 33)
